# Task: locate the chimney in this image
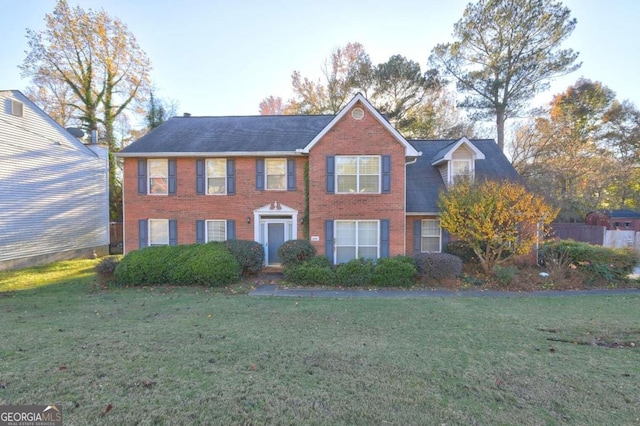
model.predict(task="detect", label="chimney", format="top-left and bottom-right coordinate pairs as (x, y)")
top-left (183, 112), bottom-right (191, 117)
top-left (91, 129), bottom-right (98, 144)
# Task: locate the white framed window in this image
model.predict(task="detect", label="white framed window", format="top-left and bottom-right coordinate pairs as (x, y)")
top-left (335, 220), bottom-right (379, 263)
top-left (206, 220), bottom-right (227, 242)
top-left (336, 156), bottom-right (380, 193)
top-left (266, 159), bottom-right (286, 190)
top-left (149, 219), bottom-right (169, 246)
top-left (148, 159), bottom-right (168, 195)
top-left (206, 159), bottom-right (226, 195)
top-left (451, 159), bottom-right (473, 184)
top-left (421, 219), bottom-right (441, 252)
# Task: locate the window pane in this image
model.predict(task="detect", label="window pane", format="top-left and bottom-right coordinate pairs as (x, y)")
top-left (335, 221), bottom-right (356, 245)
top-left (149, 220), bottom-right (168, 245)
top-left (357, 247), bottom-right (377, 260)
top-left (336, 157), bottom-right (357, 174)
top-left (148, 159), bottom-right (167, 177)
top-left (266, 159), bottom-right (286, 174)
top-left (358, 221), bottom-right (378, 245)
top-left (422, 220), bottom-right (440, 236)
top-left (336, 247), bottom-right (356, 264)
top-left (207, 159), bottom-right (226, 177)
top-left (337, 176), bottom-right (357, 193)
top-left (149, 178), bottom-right (168, 194)
top-left (267, 175), bottom-right (285, 190)
top-left (359, 176), bottom-right (379, 193)
top-left (359, 156), bottom-right (379, 174)
top-left (207, 220), bottom-right (226, 242)
top-left (208, 177), bottom-right (226, 194)
top-left (422, 237), bottom-right (440, 252)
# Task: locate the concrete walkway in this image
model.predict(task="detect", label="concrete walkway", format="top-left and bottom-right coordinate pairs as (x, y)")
top-left (250, 284), bottom-right (640, 299)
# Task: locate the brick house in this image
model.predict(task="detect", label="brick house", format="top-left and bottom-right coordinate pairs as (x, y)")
top-left (116, 94), bottom-right (519, 265)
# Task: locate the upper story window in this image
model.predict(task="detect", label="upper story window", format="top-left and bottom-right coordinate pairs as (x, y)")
top-left (206, 159), bottom-right (227, 195)
top-left (148, 159), bottom-right (168, 194)
top-left (336, 156), bottom-right (380, 193)
top-left (451, 159), bottom-right (473, 185)
top-left (266, 159), bottom-right (286, 190)
top-left (149, 219), bottom-right (169, 246)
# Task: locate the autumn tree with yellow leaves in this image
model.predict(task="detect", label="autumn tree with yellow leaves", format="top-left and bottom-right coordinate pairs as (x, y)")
top-left (438, 179), bottom-right (558, 275)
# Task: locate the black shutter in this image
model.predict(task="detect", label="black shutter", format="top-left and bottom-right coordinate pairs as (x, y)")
top-left (325, 220), bottom-right (334, 264)
top-left (326, 156), bottom-right (335, 193)
top-left (196, 159), bottom-right (205, 194)
top-left (168, 159), bottom-right (177, 195)
top-left (413, 220), bottom-right (422, 253)
top-left (287, 158), bottom-right (296, 190)
top-left (138, 159), bottom-right (147, 194)
top-left (169, 219), bottom-right (178, 246)
top-left (227, 220), bottom-right (236, 240)
top-left (256, 159), bottom-right (265, 190)
top-left (139, 219), bottom-right (148, 248)
top-left (382, 155), bottom-right (391, 193)
top-left (380, 219), bottom-right (390, 258)
top-left (196, 220), bottom-right (205, 244)
top-left (227, 159), bottom-right (236, 194)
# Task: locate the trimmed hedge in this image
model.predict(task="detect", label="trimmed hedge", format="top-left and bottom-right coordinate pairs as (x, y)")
top-left (114, 242), bottom-right (240, 287)
top-left (283, 256), bottom-right (334, 286)
top-left (277, 239), bottom-right (317, 267)
top-left (372, 257), bottom-right (417, 288)
top-left (335, 258), bottom-right (374, 287)
top-left (539, 240), bottom-right (637, 284)
top-left (224, 240), bottom-right (264, 276)
top-left (414, 252), bottom-right (463, 281)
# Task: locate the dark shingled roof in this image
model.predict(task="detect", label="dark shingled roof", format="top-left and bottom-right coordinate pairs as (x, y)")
top-left (406, 139), bottom-right (521, 213)
top-left (119, 115), bottom-right (335, 154)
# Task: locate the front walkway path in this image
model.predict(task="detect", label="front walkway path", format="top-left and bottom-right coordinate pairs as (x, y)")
top-left (250, 284), bottom-right (640, 299)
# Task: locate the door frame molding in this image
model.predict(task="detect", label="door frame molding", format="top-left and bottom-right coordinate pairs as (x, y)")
top-left (253, 202), bottom-right (298, 265)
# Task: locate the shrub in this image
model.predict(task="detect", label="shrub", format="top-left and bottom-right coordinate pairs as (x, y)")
top-left (283, 256), bottom-right (335, 286)
top-left (494, 265), bottom-right (519, 286)
top-left (335, 258), bottom-right (374, 287)
top-left (277, 239), bottom-right (317, 267)
top-left (372, 257), bottom-right (417, 288)
top-left (444, 241), bottom-right (478, 263)
top-left (114, 243), bottom-right (240, 287)
top-left (539, 240), bottom-right (637, 285)
top-left (224, 240), bottom-right (264, 276)
top-left (95, 255), bottom-right (121, 278)
top-left (414, 253), bottom-right (463, 281)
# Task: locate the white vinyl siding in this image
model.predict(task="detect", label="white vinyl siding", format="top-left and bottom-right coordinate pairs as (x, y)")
top-left (206, 220), bottom-right (227, 242)
top-left (149, 219), bottom-right (169, 246)
top-left (206, 159), bottom-right (226, 195)
top-left (421, 219), bottom-right (441, 252)
top-left (335, 220), bottom-right (379, 263)
top-left (266, 159), bottom-right (286, 190)
top-left (148, 159), bottom-right (168, 194)
top-left (336, 156), bottom-right (380, 193)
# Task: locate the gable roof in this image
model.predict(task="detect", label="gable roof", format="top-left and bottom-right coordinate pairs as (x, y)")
top-left (299, 93), bottom-right (421, 157)
top-left (117, 115), bottom-right (334, 157)
top-left (431, 137), bottom-right (485, 165)
top-left (406, 139), bottom-right (520, 213)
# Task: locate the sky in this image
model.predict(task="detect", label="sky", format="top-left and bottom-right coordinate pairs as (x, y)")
top-left (1, 0), bottom-right (639, 123)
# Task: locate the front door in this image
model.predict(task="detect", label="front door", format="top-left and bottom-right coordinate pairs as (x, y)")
top-left (267, 223), bottom-right (285, 265)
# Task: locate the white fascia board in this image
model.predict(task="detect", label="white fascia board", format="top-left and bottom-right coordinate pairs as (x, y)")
top-left (301, 93), bottom-right (421, 157)
top-left (406, 212), bottom-right (441, 216)
top-left (115, 151), bottom-right (305, 158)
top-left (431, 137), bottom-right (485, 166)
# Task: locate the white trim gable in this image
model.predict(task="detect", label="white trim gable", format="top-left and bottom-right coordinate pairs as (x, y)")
top-left (299, 93), bottom-right (421, 157)
top-left (431, 137), bottom-right (485, 166)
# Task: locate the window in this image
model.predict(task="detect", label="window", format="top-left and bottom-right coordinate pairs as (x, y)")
top-left (335, 220), bottom-right (379, 263)
top-left (149, 219), bottom-right (169, 246)
top-left (421, 219), bottom-right (441, 252)
top-left (206, 220), bottom-right (227, 242)
top-left (336, 156), bottom-right (380, 193)
top-left (266, 159), bottom-right (286, 190)
top-left (206, 159), bottom-right (226, 194)
top-left (148, 159), bottom-right (168, 194)
top-left (451, 160), bottom-right (472, 184)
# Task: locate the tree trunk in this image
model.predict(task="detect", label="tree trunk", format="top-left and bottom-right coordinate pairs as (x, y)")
top-left (496, 106), bottom-right (506, 152)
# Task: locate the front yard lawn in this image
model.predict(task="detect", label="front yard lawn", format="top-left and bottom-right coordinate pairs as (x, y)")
top-left (0, 260), bottom-right (639, 424)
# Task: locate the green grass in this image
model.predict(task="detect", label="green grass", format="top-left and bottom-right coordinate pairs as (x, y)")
top-left (0, 260), bottom-right (639, 425)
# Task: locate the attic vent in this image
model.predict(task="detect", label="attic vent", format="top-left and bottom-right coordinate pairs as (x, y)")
top-left (351, 107), bottom-right (364, 120)
top-left (10, 100), bottom-right (23, 117)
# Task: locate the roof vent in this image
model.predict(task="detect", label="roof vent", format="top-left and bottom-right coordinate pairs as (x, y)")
top-left (351, 107), bottom-right (364, 120)
top-left (183, 112), bottom-right (191, 117)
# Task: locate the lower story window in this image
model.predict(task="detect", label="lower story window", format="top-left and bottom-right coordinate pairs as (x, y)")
top-left (206, 220), bottom-right (227, 242)
top-left (335, 220), bottom-right (379, 263)
top-left (421, 219), bottom-right (441, 252)
top-left (149, 219), bottom-right (169, 246)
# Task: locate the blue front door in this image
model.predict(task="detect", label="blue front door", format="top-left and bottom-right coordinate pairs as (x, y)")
top-left (267, 223), bottom-right (285, 265)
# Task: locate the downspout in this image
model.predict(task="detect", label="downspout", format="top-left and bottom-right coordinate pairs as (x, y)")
top-left (404, 153), bottom-right (421, 255)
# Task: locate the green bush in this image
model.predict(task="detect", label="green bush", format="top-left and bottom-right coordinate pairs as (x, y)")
top-left (539, 240), bottom-right (637, 285)
top-left (372, 257), bottom-right (417, 288)
top-left (224, 240), bottom-right (264, 276)
top-left (95, 255), bottom-right (122, 278)
top-left (335, 258), bottom-right (374, 287)
top-left (444, 241), bottom-right (478, 263)
top-left (283, 256), bottom-right (335, 286)
top-left (277, 239), bottom-right (317, 267)
top-left (414, 253), bottom-right (463, 281)
top-left (114, 243), bottom-right (240, 287)
top-left (494, 265), bottom-right (519, 286)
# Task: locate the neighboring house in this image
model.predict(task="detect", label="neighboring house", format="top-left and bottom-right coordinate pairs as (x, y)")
top-left (116, 93), bottom-right (519, 265)
top-left (0, 90), bottom-right (109, 271)
top-left (586, 209), bottom-right (640, 232)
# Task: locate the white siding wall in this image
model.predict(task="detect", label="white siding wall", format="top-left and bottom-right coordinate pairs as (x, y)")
top-left (0, 91), bottom-right (109, 264)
